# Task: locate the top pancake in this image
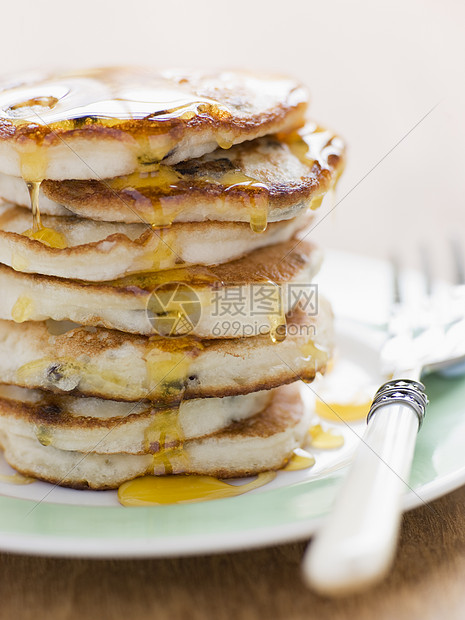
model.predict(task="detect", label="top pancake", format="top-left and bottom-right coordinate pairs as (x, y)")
top-left (0, 67), bottom-right (308, 180)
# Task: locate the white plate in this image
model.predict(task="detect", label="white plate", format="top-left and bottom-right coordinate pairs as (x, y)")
top-left (0, 250), bottom-right (463, 557)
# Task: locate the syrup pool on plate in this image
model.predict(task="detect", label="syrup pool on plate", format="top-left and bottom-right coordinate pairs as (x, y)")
top-left (118, 471), bottom-right (277, 506)
top-left (313, 354), bottom-right (378, 423)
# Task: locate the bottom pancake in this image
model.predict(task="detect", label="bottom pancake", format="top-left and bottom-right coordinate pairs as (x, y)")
top-left (0, 383), bottom-right (309, 489)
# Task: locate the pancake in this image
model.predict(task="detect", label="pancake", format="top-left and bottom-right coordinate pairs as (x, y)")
top-left (0, 203), bottom-right (311, 281)
top-left (0, 384), bottom-right (272, 454)
top-left (0, 123), bottom-right (345, 227)
top-left (0, 67), bottom-right (308, 181)
top-left (1, 238), bottom-right (322, 337)
top-left (0, 383), bottom-right (309, 488)
top-left (0, 299), bottom-right (333, 402)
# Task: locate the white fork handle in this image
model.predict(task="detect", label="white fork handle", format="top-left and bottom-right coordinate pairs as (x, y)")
top-left (302, 400), bottom-right (420, 595)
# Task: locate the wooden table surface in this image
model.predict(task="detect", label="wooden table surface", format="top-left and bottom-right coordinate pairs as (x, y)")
top-left (1, 484), bottom-right (464, 620)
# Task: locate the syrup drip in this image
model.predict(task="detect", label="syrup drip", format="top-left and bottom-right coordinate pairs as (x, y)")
top-left (17, 147), bottom-right (68, 248)
top-left (267, 280), bottom-right (287, 343)
top-left (309, 424), bottom-right (344, 450)
top-left (11, 253), bottom-right (29, 271)
top-left (141, 228), bottom-right (177, 270)
top-left (0, 473), bottom-right (35, 485)
top-left (144, 341), bottom-right (197, 400)
top-left (11, 295), bottom-right (34, 323)
top-left (216, 136), bottom-right (233, 150)
top-left (152, 446), bottom-right (188, 475)
top-left (36, 426), bottom-right (52, 446)
top-left (22, 179), bottom-right (68, 248)
top-left (144, 338), bottom-right (204, 473)
top-left (118, 471), bottom-right (276, 506)
top-left (26, 181), bottom-right (41, 232)
top-left (283, 448), bottom-right (315, 471)
top-left (300, 340), bottom-right (329, 373)
top-left (220, 171), bottom-right (269, 233)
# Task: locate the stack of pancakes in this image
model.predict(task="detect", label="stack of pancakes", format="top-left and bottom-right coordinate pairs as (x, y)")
top-left (0, 68), bottom-right (344, 489)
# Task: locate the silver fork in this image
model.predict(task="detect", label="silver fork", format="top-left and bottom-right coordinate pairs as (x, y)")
top-left (302, 240), bottom-right (465, 595)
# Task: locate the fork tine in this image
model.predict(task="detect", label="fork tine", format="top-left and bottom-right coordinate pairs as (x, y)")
top-left (390, 254), bottom-right (402, 305)
top-left (419, 243), bottom-right (433, 296)
top-left (450, 237), bottom-right (465, 285)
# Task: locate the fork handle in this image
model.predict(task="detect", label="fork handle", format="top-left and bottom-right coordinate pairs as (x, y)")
top-left (302, 379), bottom-right (427, 595)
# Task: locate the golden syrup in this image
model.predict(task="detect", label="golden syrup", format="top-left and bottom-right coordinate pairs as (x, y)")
top-left (11, 253), bottom-right (29, 271)
top-left (140, 164), bottom-right (180, 189)
top-left (309, 194), bottom-right (324, 211)
top-left (36, 426), bottom-right (52, 446)
top-left (16, 358), bottom-right (51, 381)
top-left (113, 165), bottom-right (270, 232)
top-left (300, 340), bottom-right (329, 374)
top-left (144, 337), bottom-right (203, 398)
top-left (283, 448), bottom-right (315, 471)
top-left (26, 181), bottom-right (42, 231)
top-left (2, 68), bottom-right (233, 177)
top-left (118, 471), bottom-right (277, 506)
top-left (111, 264), bottom-right (218, 291)
top-left (108, 166), bottom-right (183, 227)
top-left (144, 408), bottom-right (182, 452)
top-left (142, 228), bottom-right (178, 270)
top-left (152, 445), bottom-right (189, 475)
top-left (248, 193), bottom-right (268, 233)
top-left (22, 226), bottom-right (67, 249)
top-left (20, 146), bottom-right (48, 183)
top-left (279, 125), bottom-right (334, 169)
top-left (1, 68), bottom-right (232, 127)
top-left (315, 399), bottom-right (372, 423)
top-left (220, 171), bottom-right (269, 233)
top-left (267, 280), bottom-right (287, 343)
top-left (216, 136), bottom-right (233, 149)
top-left (15, 356), bottom-right (131, 397)
top-left (309, 424), bottom-right (344, 450)
top-left (14, 348), bottom-right (200, 403)
top-left (277, 124), bottom-right (344, 210)
top-left (97, 160), bottom-right (271, 231)
top-left (18, 145), bottom-right (49, 232)
top-left (0, 472), bottom-right (35, 485)
top-left (11, 295), bottom-right (34, 322)
top-left (144, 339), bottom-right (201, 474)
top-left (23, 177), bottom-right (68, 249)
top-left (133, 135), bottom-right (172, 171)
top-left (312, 356), bottom-right (376, 422)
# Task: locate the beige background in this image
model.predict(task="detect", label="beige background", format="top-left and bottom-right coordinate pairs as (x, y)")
top-left (2, 0), bottom-right (464, 278)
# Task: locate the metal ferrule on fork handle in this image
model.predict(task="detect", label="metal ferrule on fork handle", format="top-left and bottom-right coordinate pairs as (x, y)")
top-left (367, 379), bottom-right (428, 429)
